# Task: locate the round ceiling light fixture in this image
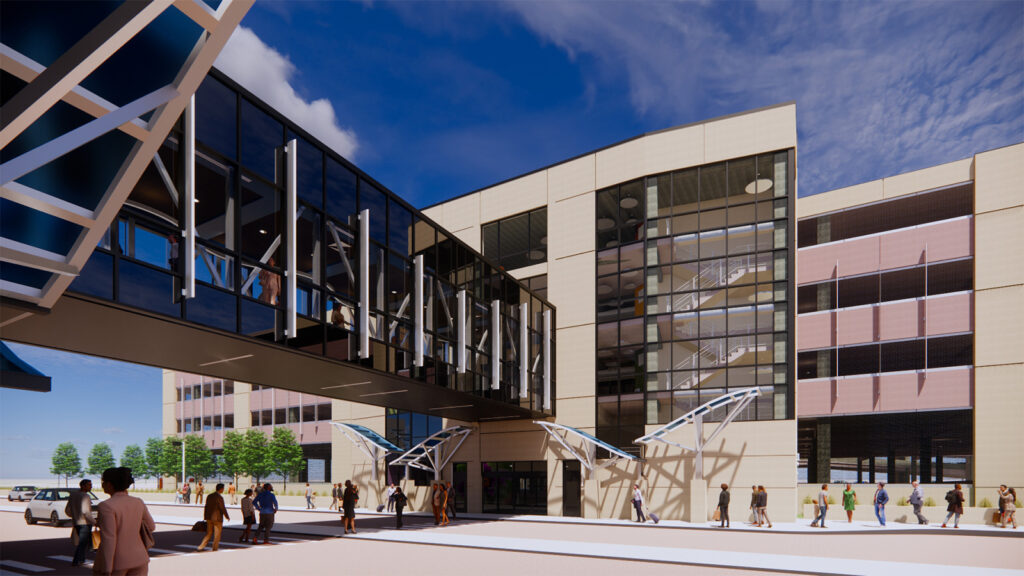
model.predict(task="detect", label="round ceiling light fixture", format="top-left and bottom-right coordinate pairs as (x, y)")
top-left (597, 218), bottom-right (616, 231)
top-left (620, 196), bottom-right (639, 209)
top-left (744, 179), bottom-right (774, 194)
top-left (529, 250), bottom-right (545, 261)
top-left (597, 284), bottom-right (613, 295)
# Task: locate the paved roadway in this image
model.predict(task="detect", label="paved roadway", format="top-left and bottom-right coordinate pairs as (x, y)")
top-left (1, 500), bottom-right (1022, 576)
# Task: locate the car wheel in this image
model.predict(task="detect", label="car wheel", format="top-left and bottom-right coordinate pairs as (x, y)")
top-left (25, 509), bottom-right (36, 525)
top-left (51, 511), bottom-right (61, 526)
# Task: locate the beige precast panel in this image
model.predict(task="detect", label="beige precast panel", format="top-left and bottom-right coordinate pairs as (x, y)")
top-left (974, 143), bottom-right (1024, 214)
top-left (704, 104), bottom-right (797, 166)
top-left (161, 370), bottom-right (176, 403)
top-left (161, 403), bottom-right (177, 436)
top-left (797, 179), bottom-right (884, 219)
top-left (479, 429), bottom-right (548, 461)
top-left (233, 388), bottom-right (250, 430)
top-left (973, 364), bottom-right (1024, 489)
top-left (554, 396), bottom-right (596, 429)
top-left (549, 192), bottom-right (596, 260)
top-left (975, 285), bottom-right (1024, 367)
top-left (547, 252), bottom-right (596, 328)
top-left (439, 192), bottom-right (482, 233)
top-left (547, 154), bottom-right (596, 202)
top-left (595, 137), bottom-right (644, 191)
top-left (975, 207), bottom-right (1024, 290)
top-left (642, 124), bottom-right (705, 177)
top-left (881, 158), bottom-right (972, 200)
top-left (551, 323), bottom-right (595, 401)
top-left (479, 171), bottom-right (548, 223)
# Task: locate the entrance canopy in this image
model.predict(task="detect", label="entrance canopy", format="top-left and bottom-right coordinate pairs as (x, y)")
top-left (634, 387), bottom-right (761, 480)
top-left (535, 421), bottom-right (638, 479)
top-left (330, 421), bottom-right (402, 481)
top-left (0, 341), bottom-right (50, 392)
top-left (388, 425), bottom-right (473, 481)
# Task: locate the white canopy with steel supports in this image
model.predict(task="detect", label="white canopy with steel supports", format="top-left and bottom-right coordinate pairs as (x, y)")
top-left (535, 421), bottom-right (639, 480)
top-left (634, 387), bottom-right (762, 481)
top-left (330, 421), bottom-right (403, 481)
top-left (387, 425), bottom-right (473, 481)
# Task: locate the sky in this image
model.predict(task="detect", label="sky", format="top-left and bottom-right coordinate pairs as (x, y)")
top-left (2, 0), bottom-right (1022, 477)
top-left (214, 0), bottom-right (1023, 207)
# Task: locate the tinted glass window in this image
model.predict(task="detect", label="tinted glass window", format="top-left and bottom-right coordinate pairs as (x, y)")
top-left (195, 76), bottom-right (236, 159)
top-left (240, 99), bottom-right (283, 183)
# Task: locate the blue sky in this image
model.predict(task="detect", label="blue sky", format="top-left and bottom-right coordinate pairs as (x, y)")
top-left (3, 0), bottom-right (1022, 477)
top-left (0, 343), bottom-right (161, 478)
top-left (217, 0), bottom-right (1023, 206)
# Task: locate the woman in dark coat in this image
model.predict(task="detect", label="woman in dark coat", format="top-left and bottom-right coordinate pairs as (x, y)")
top-left (341, 480), bottom-right (358, 534)
top-left (942, 483), bottom-right (965, 528)
top-left (718, 483), bottom-right (730, 528)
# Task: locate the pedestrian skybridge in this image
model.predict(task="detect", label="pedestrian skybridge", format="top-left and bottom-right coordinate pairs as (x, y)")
top-left (0, 4), bottom-right (555, 422)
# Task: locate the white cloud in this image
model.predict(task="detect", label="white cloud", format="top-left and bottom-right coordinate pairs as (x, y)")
top-left (215, 26), bottom-right (359, 158)
top-left (103, 427), bottom-right (123, 435)
top-left (499, 1), bottom-right (1024, 196)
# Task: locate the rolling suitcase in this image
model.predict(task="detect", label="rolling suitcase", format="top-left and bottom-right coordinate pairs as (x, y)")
top-left (376, 504), bottom-right (385, 512)
top-left (647, 508), bottom-right (660, 524)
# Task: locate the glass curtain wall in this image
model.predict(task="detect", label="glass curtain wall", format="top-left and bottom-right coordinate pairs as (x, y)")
top-left (69, 71), bottom-right (555, 415)
top-left (596, 152), bottom-right (794, 453)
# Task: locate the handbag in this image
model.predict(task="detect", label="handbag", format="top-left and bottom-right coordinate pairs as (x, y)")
top-left (141, 521), bottom-right (155, 549)
top-left (91, 528), bottom-right (101, 550)
top-left (712, 508), bottom-right (721, 522)
top-left (191, 520), bottom-right (208, 532)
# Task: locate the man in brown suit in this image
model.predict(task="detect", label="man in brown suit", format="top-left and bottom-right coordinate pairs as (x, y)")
top-left (197, 483), bottom-right (230, 552)
top-left (94, 467), bottom-right (155, 576)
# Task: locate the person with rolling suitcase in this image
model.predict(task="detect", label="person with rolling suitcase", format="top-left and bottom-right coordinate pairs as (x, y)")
top-left (631, 484), bottom-right (646, 523)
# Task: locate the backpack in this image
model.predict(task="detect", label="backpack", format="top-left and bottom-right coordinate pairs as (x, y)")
top-left (945, 490), bottom-right (955, 504)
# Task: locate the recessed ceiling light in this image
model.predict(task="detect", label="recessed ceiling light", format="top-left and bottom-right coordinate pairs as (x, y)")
top-left (198, 354), bottom-right (253, 367)
top-left (429, 404), bottom-right (473, 411)
top-left (539, 236), bottom-right (547, 245)
top-left (321, 381), bottom-right (371, 390)
top-left (529, 250), bottom-right (545, 261)
top-left (259, 229), bottom-right (267, 235)
top-left (745, 179), bottom-right (773, 194)
top-left (597, 218), bottom-right (616, 231)
top-left (597, 284), bottom-right (613, 295)
top-left (624, 282), bottom-right (637, 291)
top-left (605, 239), bottom-right (619, 248)
top-left (620, 197), bottom-right (639, 209)
top-left (359, 389), bottom-right (408, 397)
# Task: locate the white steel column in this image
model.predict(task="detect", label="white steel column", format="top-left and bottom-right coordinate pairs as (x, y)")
top-left (491, 300), bottom-right (501, 390)
top-left (285, 139), bottom-right (297, 338)
top-left (358, 209), bottom-right (370, 358)
top-left (414, 254), bottom-right (424, 367)
top-left (519, 302), bottom-right (529, 399)
top-left (543, 309), bottom-right (552, 410)
top-left (183, 94), bottom-right (195, 299)
top-left (456, 290), bottom-right (467, 373)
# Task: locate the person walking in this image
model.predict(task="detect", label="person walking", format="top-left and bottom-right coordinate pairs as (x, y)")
top-left (197, 483), bottom-right (229, 552)
top-left (1000, 487), bottom-right (1017, 529)
top-left (342, 480), bottom-right (358, 534)
top-left (93, 467), bottom-right (155, 576)
top-left (239, 489), bottom-right (255, 543)
top-left (909, 481), bottom-right (928, 525)
top-left (997, 485), bottom-right (1008, 526)
top-left (873, 482), bottom-right (889, 526)
top-left (227, 482), bottom-right (237, 506)
top-left (757, 486), bottom-right (772, 528)
top-left (811, 484), bottom-right (829, 528)
top-left (717, 484), bottom-right (730, 528)
top-left (181, 481), bottom-right (190, 505)
top-left (631, 484), bottom-right (646, 523)
top-left (330, 483), bottom-right (339, 511)
top-left (252, 483), bottom-right (279, 544)
top-left (750, 486), bottom-right (760, 526)
top-left (445, 481), bottom-right (457, 520)
top-left (842, 483), bottom-right (857, 523)
top-left (942, 483), bottom-right (965, 528)
top-left (66, 479), bottom-right (96, 567)
top-left (431, 483), bottom-right (442, 526)
top-left (385, 483), bottom-right (396, 513)
top-left (305, 483), bottom-right (314, 509)
top-left (394, 486), bottom-right (407, 529)
top-left (195, 482), bottom-right (204, 506)
top-left (440, 483), bottom-right (451, 526)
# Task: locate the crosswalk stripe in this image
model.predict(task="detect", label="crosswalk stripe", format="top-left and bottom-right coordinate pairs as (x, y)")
top-left (148, 548), bottom-right (183, 555)
top-left (0, 560), bottom-right (52, 572)
top-left (46, 556), bottom-right (90, 566)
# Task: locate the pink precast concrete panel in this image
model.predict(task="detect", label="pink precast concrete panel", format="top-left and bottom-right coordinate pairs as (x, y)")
top-left (878, 299), bottom-right (924, 341)
top-left (917, 368), bottom-right (973, 410)
top-left (833, 375), bottom-right (876, 414)
top-left (927, 293), bottom-right (973, 335)
top-left (837, 306), bottom-right (877, 346)
top-left (181, 403), bottom-right (195, 418)
top-left (797, 236), bottom-right (880, 285)
top-left (797, 379), bottom-right (831, 417)
top-left (879, 218), bottom-right (973, 270)
top-left (300, 422), bottom-right (331, 443)
top-left (797, 313), bottom-right (834, 351)
top-left (877, 372), bottom-right (919, 412)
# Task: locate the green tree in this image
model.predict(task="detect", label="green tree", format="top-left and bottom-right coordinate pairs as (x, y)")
top-left (183, 435), bottom-right (215, 481)
top-left (50, 442), bottom-right (81, 487)
top-left (144, 437), bottom-right (163, 479)
top-left (268, 427), bottom-right (305, 491)
top-left (87, 443), bottom-right (116, 476)
top-left (220, 430), bottom-right (246, 485)
top-left (120, 444), bottom-right (147, 480)
top-left (159, 437), bottom-right (183, 479)
top-left (240, 429), bottom-right (271, 484)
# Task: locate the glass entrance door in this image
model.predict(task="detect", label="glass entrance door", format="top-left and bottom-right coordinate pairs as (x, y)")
top-left (562, 460), bottom-right (582, 517)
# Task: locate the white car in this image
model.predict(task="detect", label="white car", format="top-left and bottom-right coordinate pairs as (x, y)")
top-left (25, 488), bottom-right (100, 526)
top-left (7, 486), bottom-right (36, 501)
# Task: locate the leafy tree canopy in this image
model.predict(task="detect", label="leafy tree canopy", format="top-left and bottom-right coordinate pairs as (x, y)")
top-left (87, 443), bottom-right (116, 476)
top-left (50, 442), bottom-right (81, 487)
